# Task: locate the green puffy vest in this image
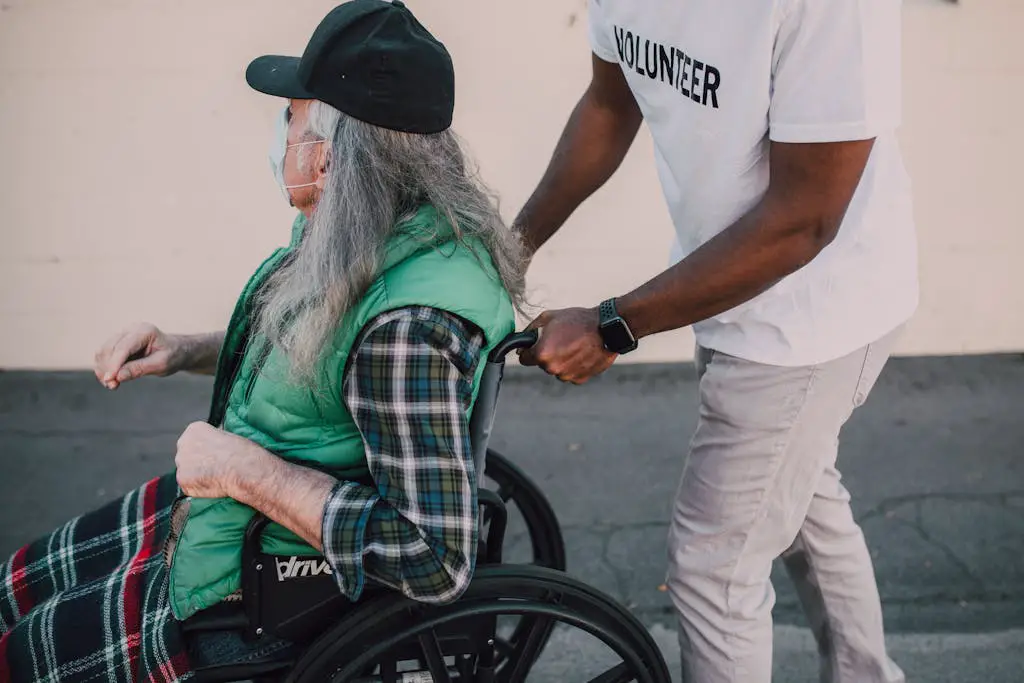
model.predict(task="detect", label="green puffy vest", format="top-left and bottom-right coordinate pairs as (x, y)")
top-left (167, 205), bottom-right (515, 620)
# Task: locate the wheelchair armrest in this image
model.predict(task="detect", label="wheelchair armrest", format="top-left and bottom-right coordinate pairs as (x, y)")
top-left (239, 511), bottom-right (352, 643)
top-left (242, 513), bottom-right (273, 575)
top-left (235, 481), bottom-right (511, 640)
top-left (478, 488), bottom-right (508, 564)
top-left (240, 513), bottom-right (272, 640)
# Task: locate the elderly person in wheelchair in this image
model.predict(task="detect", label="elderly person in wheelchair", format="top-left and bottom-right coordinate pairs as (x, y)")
top-left (1, 0), bottom-right (523, 678)
top-left (1, 3), bottom-right (673, 682)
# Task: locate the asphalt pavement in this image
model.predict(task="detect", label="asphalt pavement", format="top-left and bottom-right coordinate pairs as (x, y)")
top-left (1, 352), bottom-right (1022, 681)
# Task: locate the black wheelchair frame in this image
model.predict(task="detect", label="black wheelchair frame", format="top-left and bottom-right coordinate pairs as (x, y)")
top-left (181, 332), bottom-right (672, 683)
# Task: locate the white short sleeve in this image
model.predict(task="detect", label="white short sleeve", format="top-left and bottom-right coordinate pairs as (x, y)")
top-left (769, 0), bottom-right (902, 143)
top-left (587, 0), bottom-right (619, 63)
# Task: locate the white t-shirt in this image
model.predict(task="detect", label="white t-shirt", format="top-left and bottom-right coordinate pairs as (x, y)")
top-left (589, 0), bottom-right (919, 366)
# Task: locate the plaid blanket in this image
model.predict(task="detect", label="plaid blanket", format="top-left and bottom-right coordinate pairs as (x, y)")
top-left (0, 474), bottom-right (194, 683)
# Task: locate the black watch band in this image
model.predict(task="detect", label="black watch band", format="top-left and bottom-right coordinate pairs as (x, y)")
top-left (597, 298), bottom-right (638, 354)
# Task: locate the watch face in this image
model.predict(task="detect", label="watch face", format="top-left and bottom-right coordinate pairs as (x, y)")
top-left (600, 319), bottom-right (636, 353)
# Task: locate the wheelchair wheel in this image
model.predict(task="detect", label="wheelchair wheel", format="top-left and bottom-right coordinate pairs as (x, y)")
top-left (287, 565), bottom-right (672, 683)
top-left (483, 449), bottom-right (566, 571)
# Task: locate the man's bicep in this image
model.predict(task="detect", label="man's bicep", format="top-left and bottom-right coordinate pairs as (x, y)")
top-left (767, 139), bottom-right (875, 232)
top-left (769, 0), bottom-right (901, 143)
top-left (590, 53), bottom-right (639, 115)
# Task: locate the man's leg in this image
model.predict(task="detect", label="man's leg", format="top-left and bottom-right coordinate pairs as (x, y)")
top-left (665, 329), bottom-right (903, 683)
top-left (782, 332), bottom-right (905, 683)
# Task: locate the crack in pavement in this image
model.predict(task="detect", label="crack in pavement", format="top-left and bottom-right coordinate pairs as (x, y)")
top-left (855, 490), bottom-right (1024, 593)
top-left (632, 591), bottom-right (1024, 620)
top-left (598, 527), bottom-right (634, 605)
top-left (548, 490), bottom-right (1024, 608)
top-left (893, 515), bottom-right (987, 590)
top-left (856, 490), bottom-right (1024, 524)
top-left (557, 489), bottom-right (1024, 538)
top-left (559, 520), bottom-right (671, 533)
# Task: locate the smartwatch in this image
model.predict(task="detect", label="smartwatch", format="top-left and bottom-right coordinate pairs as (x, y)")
top-left (597, 298), bottom-right (638, 354)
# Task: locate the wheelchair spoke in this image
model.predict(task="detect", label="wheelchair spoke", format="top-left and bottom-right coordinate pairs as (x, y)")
top-left (492, 635), bottom-right (515, 661)
top-left (501, 615), bottom-right (554, 683)
top-left (588, 662), bottom-right (635, 683)
top-left (379, 658), bottom-right (398, 683)
top-left (496, 484), bottom-right (515, 504)
top-left (456, 652), bottom-right (476, 680)
top-left (417, 629), bottom-right (453, 683)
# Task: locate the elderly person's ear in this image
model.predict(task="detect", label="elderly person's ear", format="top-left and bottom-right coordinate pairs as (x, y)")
top-left (315, 146), bottom-right (331, 190)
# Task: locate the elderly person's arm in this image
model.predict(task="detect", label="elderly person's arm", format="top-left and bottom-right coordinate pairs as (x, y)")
top-left (94, 323), bottom-right (225, 389)
top-left (177, 306), bottom-right (481, 604)
top-left (321, 306), bottom-right (481, 602)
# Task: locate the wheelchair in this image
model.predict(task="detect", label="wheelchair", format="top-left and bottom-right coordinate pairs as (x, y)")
top-left (182, 332), bottom-right (673, 683)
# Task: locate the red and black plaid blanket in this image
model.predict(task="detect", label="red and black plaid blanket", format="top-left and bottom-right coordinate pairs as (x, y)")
top-left (0, 474), bottom-right (195, 683)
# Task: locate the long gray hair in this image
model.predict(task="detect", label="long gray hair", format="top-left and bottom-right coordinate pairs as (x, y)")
top-left (254, 101), bottom-right (528, 382)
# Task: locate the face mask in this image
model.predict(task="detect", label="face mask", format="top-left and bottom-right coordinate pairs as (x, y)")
top-left (268, 106), bottom-right (325, 201)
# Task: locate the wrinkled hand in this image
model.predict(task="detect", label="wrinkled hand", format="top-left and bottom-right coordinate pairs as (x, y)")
top-left (517, 307), bottom-right (617, 384)
top-left (94, 323), bottom-right (188, 390)
top-left (175, 422), bottom-right (270, 499)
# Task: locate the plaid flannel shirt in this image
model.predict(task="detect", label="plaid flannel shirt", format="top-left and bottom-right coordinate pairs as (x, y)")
top-left (321, 306), bottom-right (484, 604)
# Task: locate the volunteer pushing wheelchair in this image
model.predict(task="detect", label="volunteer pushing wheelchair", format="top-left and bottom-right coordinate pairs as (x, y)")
top-left (0, 3), bottom-right (670, 681)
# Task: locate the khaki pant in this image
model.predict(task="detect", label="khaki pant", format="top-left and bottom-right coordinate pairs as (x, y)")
top-left (667, 327), bottom-right (906, 683)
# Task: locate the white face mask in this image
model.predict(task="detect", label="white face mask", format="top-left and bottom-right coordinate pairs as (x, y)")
top-left (268, 106), bottom-right (325, 202)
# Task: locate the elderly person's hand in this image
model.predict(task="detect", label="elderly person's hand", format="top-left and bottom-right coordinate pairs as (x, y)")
top-left (175, 422), bottom-right (272, 499)
top-left (93, 323), bottom-right (189, 390)
top-left (94, 324), bottom-right (226, 389)
top-left (518, 307), bottom-right (617, 384)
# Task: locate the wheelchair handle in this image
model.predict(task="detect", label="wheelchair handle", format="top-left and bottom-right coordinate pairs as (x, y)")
top-left (487, 330), bottom-right (538, 363)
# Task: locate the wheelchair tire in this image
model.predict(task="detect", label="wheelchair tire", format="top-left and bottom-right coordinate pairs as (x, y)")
top-left (286, 564), bottom-right (672, 683)
top-left (483, 449), bottom-right (567, 572)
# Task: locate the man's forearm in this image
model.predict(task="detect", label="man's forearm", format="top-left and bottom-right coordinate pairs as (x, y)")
top-left (178, 331), bottom-right (226, 375)
top-left (514, 82), bottom-right (642, 256)
top-left (617, 199), bottom-right (832, 339)
top-left (230, 451), bottom-right (335, 551)
top-left (614, 139), bottom-right (873, 340)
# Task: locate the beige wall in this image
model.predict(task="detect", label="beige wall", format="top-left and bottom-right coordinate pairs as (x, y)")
top-left (1, 0), bottom-right (1020, 369)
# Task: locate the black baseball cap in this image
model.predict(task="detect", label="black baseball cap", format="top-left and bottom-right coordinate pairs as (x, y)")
top-left (246, 0), bottom-right (455, 134)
